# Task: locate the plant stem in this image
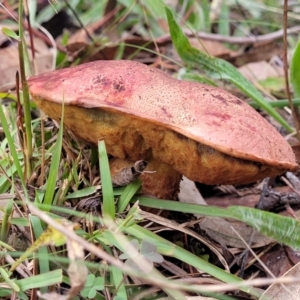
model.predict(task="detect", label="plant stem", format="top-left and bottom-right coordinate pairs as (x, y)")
top-left (18, 0), bottom-right (32, 179)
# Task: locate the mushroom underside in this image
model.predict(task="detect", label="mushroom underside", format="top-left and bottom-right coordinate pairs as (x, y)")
top-left (33, 97), bottom-right (289, 199)
top-left (35, 98), bottom-right (285, 190)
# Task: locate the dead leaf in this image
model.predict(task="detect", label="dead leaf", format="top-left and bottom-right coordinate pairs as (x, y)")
top-left (238, 61), bottom-right (284, 82)
top-left (199, 217), bottom-right (274, 249)
top-left (179, 179), bottom-right (273, 249)
top-left (285, 246), bottom-right (300, 265)
top-left (229, 41), bottom-right (281, 67)
top-left (260, 261), bottom-right (300, 300)
top-left (0, 194), bottom-right (17, 220)
top-left (205, 186), bottom-right (293, 208)
top-left (141, 211), bottom-right (229, 271)
top-left (178, 176), bottom-right (206, 205)
top-left (0, 29), bottom-right (53, 92)
top-left (190, 38), bottom-right (237, 59)
top-left (259, 244), bottom-right (293, 278)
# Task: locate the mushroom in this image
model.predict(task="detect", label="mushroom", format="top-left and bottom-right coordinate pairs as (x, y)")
top-left (28, 60), bottom-right (298, 199)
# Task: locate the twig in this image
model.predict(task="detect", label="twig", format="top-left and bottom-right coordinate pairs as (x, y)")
top-left (157, 26), bottom-right (300, 45)
top-left (63, 0), bottom-right (94, 43)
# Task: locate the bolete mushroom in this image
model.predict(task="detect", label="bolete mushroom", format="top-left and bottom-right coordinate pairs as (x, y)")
top-left (28, 60), bottom-right (298, 199)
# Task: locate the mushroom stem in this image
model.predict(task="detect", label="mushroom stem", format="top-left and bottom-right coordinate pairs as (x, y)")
top-left (110, 158), bottom-right (182, 200)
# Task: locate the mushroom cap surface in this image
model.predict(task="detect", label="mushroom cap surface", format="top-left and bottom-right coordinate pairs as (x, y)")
top-left (28, 60), bottom-right (298, 184)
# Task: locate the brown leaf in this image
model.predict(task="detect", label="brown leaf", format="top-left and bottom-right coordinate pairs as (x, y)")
top-left (229, 41), bottom-right (281, 67)
top-left (260, 244), bottom-right (293, 278)
top-left (260, 260), bottom-right (300, 300)
top-left (0, 35), bottom-right (53, 92)
top-left (200, 217), bottom-right (274, 249)
top-left (238, 61), bottom-right (284, 82)
top-left (189, 38), bottom-right (237, 58)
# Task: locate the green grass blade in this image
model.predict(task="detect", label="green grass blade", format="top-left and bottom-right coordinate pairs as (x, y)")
top-left (65, 186), bottom-right (99, 199)
top-left (18, 1), bottom-right (33, 179)
top-left (0, 104), bottom-right (25, 185)
top-left (10, 217), bottom-right (29, 226)
top-left (117, 180), bottom-right (141, 213)
top-left (165, 7), bottom-right (293, 132)
top-left (181, 72), bottom-right (218, 86)
top-left (249, 98), bottom-right (300, 108)
top-left (228, 206), bottom-right (300, 250)
top-left (98, 140), bottom-right (115, 219)
top-left (110, 261), bottom-right (127, 300)
top-left (0, 198), bottom-right (13, 241)
top-left (43, 104), bottom-right (64, 208)
top-left (0, 239), bottom-right (14, 251)
top-left (30, 215), bottom-right (50, 294)
top-left (137, 197), bottom-right (300, 251)
top-left (0, 159), bottom-right (16, 193)
top-left (135, 197), bottom-right (234, 218)
top-left (102, 229), bottom-right (186, 300)
top-left (17, 269), bottom-right (62, 291)
top-left (125, 224), bottom-right (261, 298)
top-left (0, 267), bottom-right (20, 291)
top-left (2, 27), bottom-right (20, 40)
top-left (290, 41), bottom-right (300, 98)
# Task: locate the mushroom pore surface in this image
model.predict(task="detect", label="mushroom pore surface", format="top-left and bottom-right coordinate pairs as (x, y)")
top-left (28, 60), bottom-right (298, 186)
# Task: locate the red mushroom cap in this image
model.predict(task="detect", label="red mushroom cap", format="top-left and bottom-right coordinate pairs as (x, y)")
top-left (28, 60), bottom-right (298, 185)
